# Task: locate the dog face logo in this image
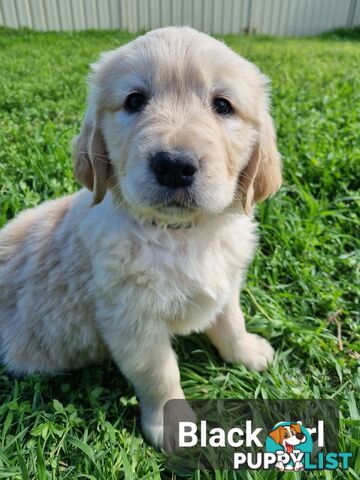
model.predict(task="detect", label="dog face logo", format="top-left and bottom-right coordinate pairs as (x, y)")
top-left (265, 421), bottom-right (312, 471)
top-left (268, 422), bottom-right (306, 454)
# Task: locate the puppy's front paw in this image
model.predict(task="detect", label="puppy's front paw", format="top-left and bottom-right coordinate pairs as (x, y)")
top-left (141, 400), bottom-right (196, 451)
top-left (141, 406), bottom-right (164, 449)
top-left (221, 333), bottom-right (274, 371)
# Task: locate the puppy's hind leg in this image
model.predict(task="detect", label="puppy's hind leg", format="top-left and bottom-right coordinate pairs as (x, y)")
top-left (205, 286), bottom-right (274, 371)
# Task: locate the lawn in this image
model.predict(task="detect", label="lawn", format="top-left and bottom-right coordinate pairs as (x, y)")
top-left (0, 27), bottom-right (359, 479)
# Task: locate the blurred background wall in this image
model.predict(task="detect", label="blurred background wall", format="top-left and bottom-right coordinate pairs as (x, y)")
top-left (0, 0), bottom-right (359, 36)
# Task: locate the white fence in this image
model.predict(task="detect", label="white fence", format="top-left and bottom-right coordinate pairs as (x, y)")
top-left (0, 0), bottom-right (359, 36)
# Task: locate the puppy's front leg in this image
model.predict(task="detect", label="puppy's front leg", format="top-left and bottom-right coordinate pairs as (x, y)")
top-left (205, 286), bottom-right (274, 371)
top-left (103, 325), bottom-right (191, 448)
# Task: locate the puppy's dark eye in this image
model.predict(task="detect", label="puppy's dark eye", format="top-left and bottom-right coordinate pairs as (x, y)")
top-left (213, 97), bottom-right (233, 115)
top-left (125, 92), bottom-right (147, 113)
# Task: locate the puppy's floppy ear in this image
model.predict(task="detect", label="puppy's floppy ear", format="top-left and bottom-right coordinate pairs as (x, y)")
top-left (269, 426), bottom-right (283, 445)
top-left (239, 105), bottom-right (282, 214)
top-left (72, 104), bottom-right (112, 205)
top-left (290, 423), bottom-right (302, 434)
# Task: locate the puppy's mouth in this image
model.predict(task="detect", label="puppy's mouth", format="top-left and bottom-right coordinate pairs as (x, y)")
top-left (159, 200), bottom-right (195, 211)
top-left (284, 441), bottom-right (294, 454)
top-left (142, 188), bottom-right (201, 227)
top-left (151, 189), bottom-right (197, 212)
top-left (284, 439), bottom-right (302, 453)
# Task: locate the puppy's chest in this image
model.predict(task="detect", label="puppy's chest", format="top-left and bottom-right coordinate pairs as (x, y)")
top-left (97, 224), bottom-right (252, 334)
top-left (133, 239), bottom-right (233, 332)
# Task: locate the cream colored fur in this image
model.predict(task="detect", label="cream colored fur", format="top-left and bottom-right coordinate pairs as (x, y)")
top-left (0, 27), bottom-right (281, 448)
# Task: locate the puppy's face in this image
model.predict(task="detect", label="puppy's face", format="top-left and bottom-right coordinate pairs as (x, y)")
top-left (269, 424), bottom-right (306, 453)
top-left (74, 27), bottom-right (281, 224)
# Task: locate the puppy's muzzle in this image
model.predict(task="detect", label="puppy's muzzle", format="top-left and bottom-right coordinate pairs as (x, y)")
top-left (150, 150), bottom-right (198, 189)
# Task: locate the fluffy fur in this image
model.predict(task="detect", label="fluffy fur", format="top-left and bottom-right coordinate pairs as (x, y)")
top-left (0, 27), bottom-right (281, 448)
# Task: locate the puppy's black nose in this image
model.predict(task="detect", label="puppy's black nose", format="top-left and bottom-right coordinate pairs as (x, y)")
top-left (150, 151), bottom-right (198, 189)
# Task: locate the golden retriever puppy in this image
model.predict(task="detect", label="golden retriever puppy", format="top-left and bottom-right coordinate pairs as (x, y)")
top-left (0, 27), bottom-right (281, 448)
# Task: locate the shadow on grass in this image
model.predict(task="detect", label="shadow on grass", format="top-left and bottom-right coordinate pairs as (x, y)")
top-left (319, 26), bottom-right (360, 40)
top-left (0, 335), bottom-right (219, 434)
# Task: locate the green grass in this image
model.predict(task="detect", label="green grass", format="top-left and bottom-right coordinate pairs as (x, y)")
top-left (0, 27), bottom-right (359, 479)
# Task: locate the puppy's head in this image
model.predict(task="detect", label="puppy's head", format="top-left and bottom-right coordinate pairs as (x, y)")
top-left (73, 27), bottom-right (281, 224)
top-left (269, 423), bottom-right (306, 453)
